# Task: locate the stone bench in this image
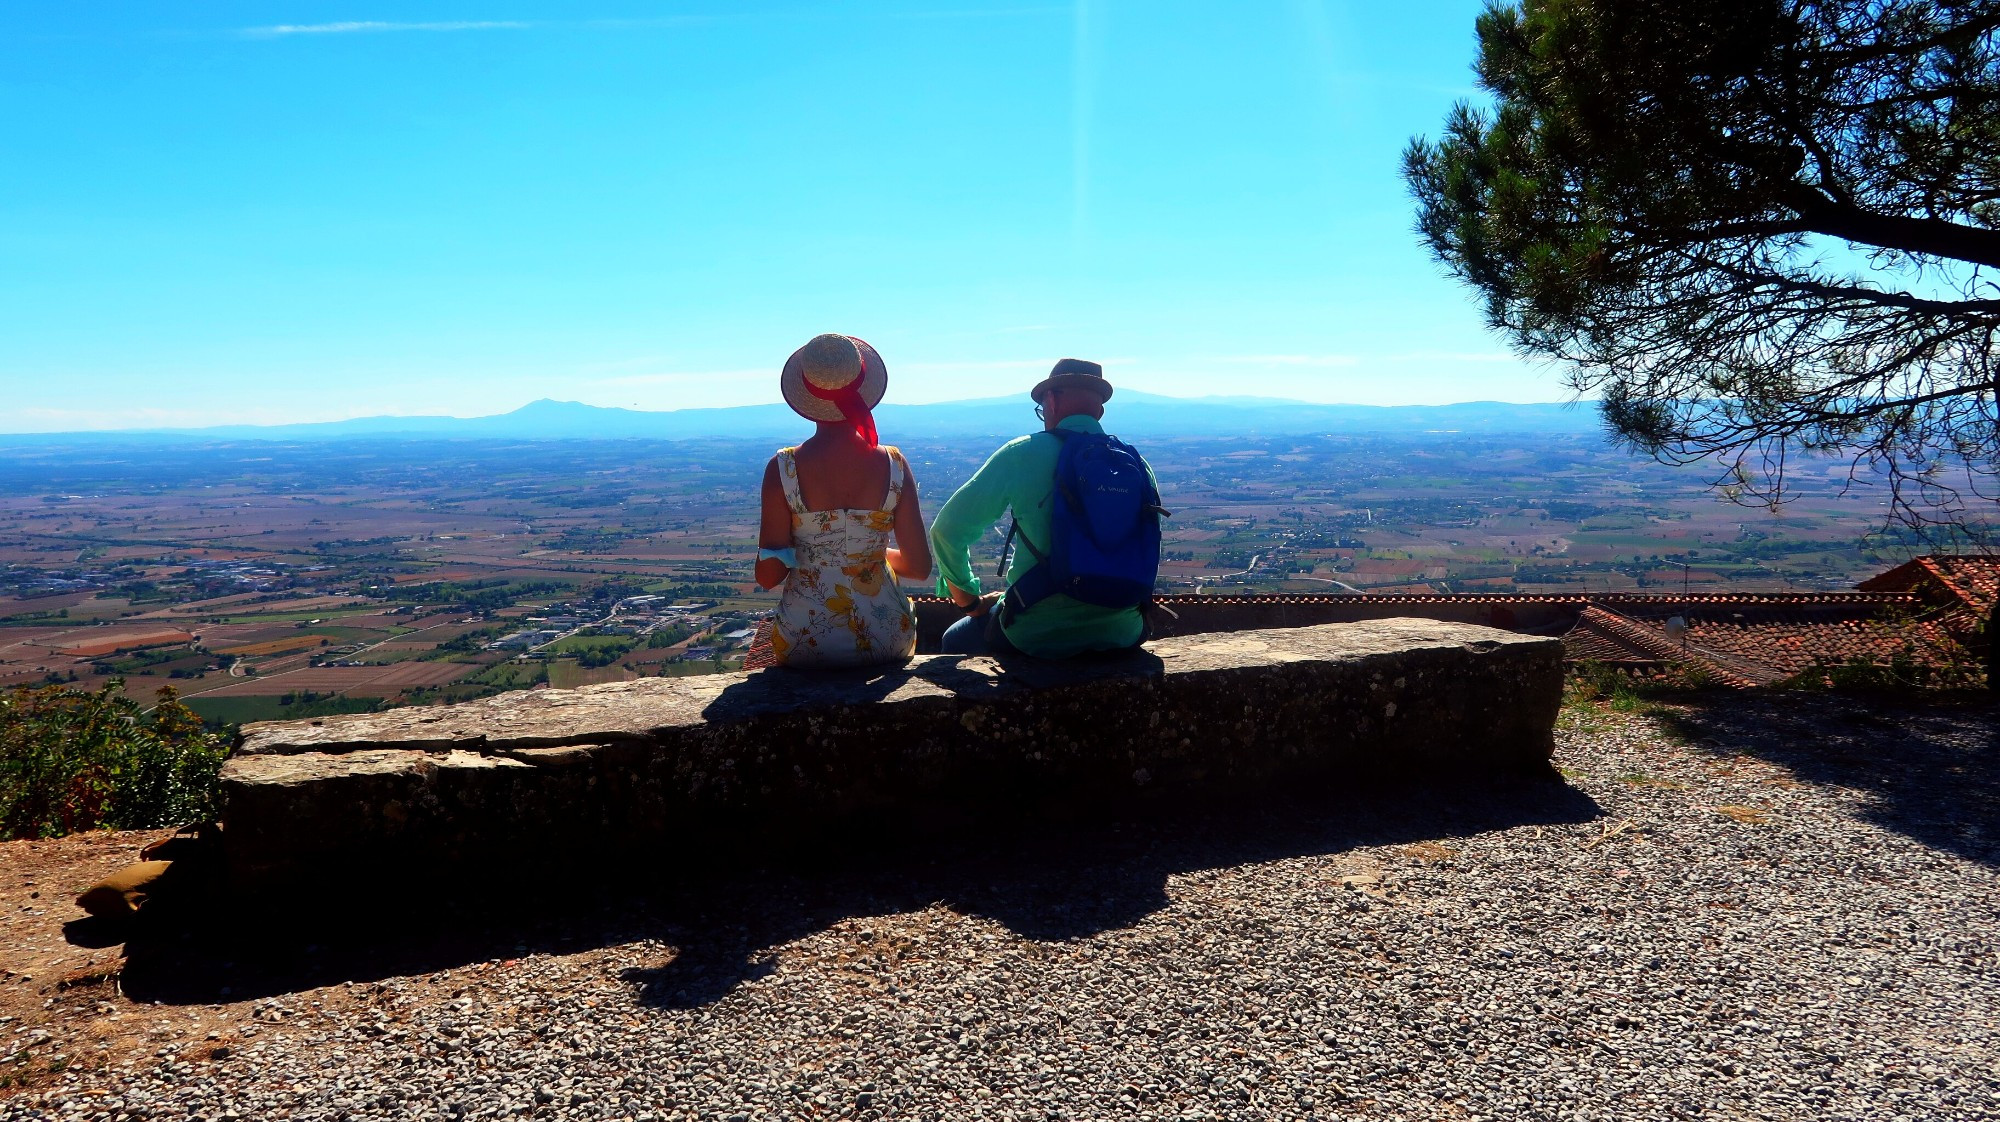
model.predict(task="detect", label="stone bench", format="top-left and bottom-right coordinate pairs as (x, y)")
top-left (219, 619), bottom-right (1564, 892)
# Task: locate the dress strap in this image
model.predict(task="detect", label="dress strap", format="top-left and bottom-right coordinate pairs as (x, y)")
top-left (776, 449), bottom-right (808, 516)
top-left (881, 447), bottom-right (906, 514)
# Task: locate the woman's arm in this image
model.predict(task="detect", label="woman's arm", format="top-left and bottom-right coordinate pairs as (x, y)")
top-left (885, 451), bottom-right (932, 582)
top-left (755, 457), bottom-right (793, 590)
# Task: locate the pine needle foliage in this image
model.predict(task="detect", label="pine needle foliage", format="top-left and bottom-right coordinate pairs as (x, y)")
top-left (1407, 1), bottom-right (2000, 537)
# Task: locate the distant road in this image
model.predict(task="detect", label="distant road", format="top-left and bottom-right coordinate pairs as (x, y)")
top-left (166, 616), bottom-right (469, 708)
top-left (1280, 576), bottom-right (1369, 594)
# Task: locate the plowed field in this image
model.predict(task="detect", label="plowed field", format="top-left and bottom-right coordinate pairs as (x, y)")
top-left (361, 661), bottom-right (477, 688)
top-left (193, 661), bottom-right (474, 697)
top-left (210, 635), bottom-right (326, 657)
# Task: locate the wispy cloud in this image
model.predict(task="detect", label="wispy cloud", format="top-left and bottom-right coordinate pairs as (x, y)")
top-left (900, 6), bottom-right (1067, 18)
top-left (6, 404), bottom-right (312, 432)
top-left (1385, 351), bottom-right (1520, 364)
top-left (590, 368), bottom-right (766, 388)
top-left (902, 359), bottom-right (1049, 373)
top-left (570, 353), bottom-right (679, 374)
top-left (1204, 351), bottom-right (1524, 368)
top-left (1214, 354), bottom-right (1361, 367)
top-left (239, 8), bottom-right (1061, 39)
top-left (241, 20), bottom-right (531, 37)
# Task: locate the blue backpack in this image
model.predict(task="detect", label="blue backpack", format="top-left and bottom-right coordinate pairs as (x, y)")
top-left (1000, 429), bottom-right (1168, 623)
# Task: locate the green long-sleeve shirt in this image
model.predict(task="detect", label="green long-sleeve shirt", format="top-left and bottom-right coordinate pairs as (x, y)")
top-left (929, 414), bottom-right (1156, 658)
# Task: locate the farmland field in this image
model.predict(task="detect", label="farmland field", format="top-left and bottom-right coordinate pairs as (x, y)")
top-left (0, 429), bottom-right (1943, 730)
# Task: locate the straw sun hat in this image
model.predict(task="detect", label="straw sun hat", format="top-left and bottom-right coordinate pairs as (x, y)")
top-left (780, 333), bottom-right (887, 425)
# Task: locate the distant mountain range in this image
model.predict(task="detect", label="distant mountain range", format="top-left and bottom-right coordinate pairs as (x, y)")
top-left (2, 393), bottom-right (1604, 444)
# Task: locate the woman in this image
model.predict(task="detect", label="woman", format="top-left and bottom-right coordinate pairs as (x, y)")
top-left (756, 333), bottom-right (932, 668)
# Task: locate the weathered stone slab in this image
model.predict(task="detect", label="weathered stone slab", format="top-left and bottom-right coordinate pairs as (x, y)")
top-left (220, 619), bottom-right (1563, 891)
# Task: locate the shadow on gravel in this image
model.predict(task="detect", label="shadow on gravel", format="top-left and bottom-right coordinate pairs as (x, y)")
top-left (1657, 691), bottom-right (2000, 868)
top-left (108, 772), bottom-right (1599, 1009)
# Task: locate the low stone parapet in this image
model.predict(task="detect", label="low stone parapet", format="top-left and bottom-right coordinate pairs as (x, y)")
top-left (220, 619), bottom-right (1563, 891)
top-left (908, 594), bottom-right (1586, 649)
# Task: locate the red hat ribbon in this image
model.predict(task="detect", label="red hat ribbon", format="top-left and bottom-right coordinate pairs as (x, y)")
top-left (803, 338), bottom-right (879, 447)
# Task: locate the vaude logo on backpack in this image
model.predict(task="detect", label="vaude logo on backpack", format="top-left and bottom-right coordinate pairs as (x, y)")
top-left (1002, 430), bottom-right (1168, 621)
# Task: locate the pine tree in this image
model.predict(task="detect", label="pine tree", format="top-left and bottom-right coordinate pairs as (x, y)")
top-left (1406, 1), bottom-right (2000, 534)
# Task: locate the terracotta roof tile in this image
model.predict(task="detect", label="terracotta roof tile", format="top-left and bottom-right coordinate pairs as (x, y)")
top-left (1561, 625), bottom-right (1662, 667)
top-left (1920, 554), bottom-right (2000, 615)
top-left (741, 618), bottom-right (779, 671)
top-left (1857, 553), bottom-right (2000, 616)
top-left (1566, 606), bottom-right (1769, 687)
top-left (1565, 600), bottom-right (1966, 687)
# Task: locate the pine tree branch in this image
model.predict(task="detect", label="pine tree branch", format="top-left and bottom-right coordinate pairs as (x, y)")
top-left (1815, 11), bottom-right (2000, 67)
top-left (1787, 190), bottom-right (2000, 268)
top-left (1704, 260), bottom-right (2000, 315)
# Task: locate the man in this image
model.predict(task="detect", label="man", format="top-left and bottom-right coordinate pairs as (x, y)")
top-left (931, 358), bottom-right (1162, 657)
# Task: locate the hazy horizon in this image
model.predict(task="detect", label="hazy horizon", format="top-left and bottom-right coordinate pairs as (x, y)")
top-left (0, 390), bottom-right (1599, 439)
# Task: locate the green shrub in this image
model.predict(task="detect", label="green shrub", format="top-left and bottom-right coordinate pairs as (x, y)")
top-left (1565, 660), bottom-right (1640, 708)
top-left (1778, 651), bottom-right (1985, 692)
top-left (1565, 659), bottom-right (1718, 712)
top-left (0, 680), bottom-right (230, 840)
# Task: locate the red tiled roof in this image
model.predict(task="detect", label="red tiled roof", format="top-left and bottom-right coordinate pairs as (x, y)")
top-left (1566, 606), bottom-right (1770, 687)
top-left (741, 618), bottom-right (778, 671)
top-left (1930, 555), bottom-right (2000, 615)
top-left (1857, 558), bottom-right (1927, 594)
top-left (1872, 548), bottom-right (2000, 612)
top-left (1561, 623), bottom-right (1665, 667)
top-left (1858, 554), bottom-right (2000, 617)
top-left (1564, 599), bottom-right (1967, 687)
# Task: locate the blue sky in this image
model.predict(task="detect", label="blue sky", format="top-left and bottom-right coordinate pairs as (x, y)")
top-left (0, 2), bottom-right (1557, 431)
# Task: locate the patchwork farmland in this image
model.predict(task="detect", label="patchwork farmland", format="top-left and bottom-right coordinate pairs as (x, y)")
top-left (0, 431), bottom-right (1926, 729)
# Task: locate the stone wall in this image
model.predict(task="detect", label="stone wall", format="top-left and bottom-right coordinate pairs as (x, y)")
top-left (909, 594), bottom-right (1585, 650)
top-left (220, 619), bottom-right (1564, 893)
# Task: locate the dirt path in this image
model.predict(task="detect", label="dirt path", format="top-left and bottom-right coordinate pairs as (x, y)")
top-left (0, 830), bottom-right (249, 1094)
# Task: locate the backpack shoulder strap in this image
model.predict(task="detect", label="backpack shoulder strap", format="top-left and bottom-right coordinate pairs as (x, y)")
top-left (999, 432), bottom-right (1089, 623)
top-left (1001, 559), bottom-right (1060, 627)
top-left (996, 431), bottom-right (1069, 577)
top-left (1103, 435), bottom-right (1167, 511)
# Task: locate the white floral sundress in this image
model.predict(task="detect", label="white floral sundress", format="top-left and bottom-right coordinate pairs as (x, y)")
top-left (770, 446), bottom-right (918, 669)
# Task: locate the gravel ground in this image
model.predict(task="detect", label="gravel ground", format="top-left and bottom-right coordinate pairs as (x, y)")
top-left (5, 692), bottom-right (1998, 1121)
